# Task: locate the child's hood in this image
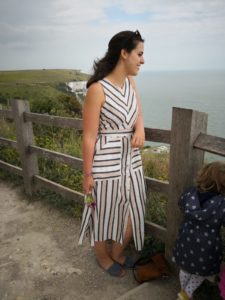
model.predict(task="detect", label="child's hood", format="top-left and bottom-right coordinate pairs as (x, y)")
top-left (180, 187), bottom-right (225, 222)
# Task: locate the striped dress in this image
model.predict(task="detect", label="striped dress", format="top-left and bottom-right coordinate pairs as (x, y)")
top-left (78, 77), bottom-right (146, 251)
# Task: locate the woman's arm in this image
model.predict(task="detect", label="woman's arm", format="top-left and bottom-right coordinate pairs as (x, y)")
top-left (129, 76), bottom-right (145, 148)
top-left (82, 82), bottom-right (104, 194)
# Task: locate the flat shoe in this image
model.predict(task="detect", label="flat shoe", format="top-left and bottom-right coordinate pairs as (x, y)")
top-left (106, 262), bottom-right (125, 277)
top-left (121, 256), bottom-right (135, 269)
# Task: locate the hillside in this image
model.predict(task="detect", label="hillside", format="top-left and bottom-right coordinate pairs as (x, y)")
top-left (0, 69), bottom-right (89, 84)
top-left (0, 69), bottom-right (89, 107)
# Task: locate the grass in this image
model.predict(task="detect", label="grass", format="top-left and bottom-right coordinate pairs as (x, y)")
top-left (0, 69), bottom-right (88, 84)
top-left (0, 69), bottom-right (86, 218)
top-left (141, 148), bottom-right (169, 227)
top-left (0, 69), bottom-right (89, 107)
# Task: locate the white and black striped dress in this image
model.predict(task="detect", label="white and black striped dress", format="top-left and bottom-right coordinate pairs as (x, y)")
top-left (78, 77), bottom-right (146, 251)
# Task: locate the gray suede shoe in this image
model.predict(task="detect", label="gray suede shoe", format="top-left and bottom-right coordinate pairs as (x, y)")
top-left (120, 256), bottom-right (135, 269)
top-left (106, 262), bottom-right (125, 277)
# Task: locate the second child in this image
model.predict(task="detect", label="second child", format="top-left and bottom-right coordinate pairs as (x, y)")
top-left (173, 161), bottom-right (225, 300)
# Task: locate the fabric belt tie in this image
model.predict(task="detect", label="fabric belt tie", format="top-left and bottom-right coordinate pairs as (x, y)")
top-left (98, 129), bottom-right (133, 137)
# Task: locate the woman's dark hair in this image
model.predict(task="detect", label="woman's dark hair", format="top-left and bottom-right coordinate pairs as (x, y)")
top-left (86, 30), bottom-right (144, 88)
top-left (196, 161), bottom-right (225, 196)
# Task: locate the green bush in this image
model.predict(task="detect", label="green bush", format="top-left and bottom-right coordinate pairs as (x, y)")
top-left (34, 188), bottom-right (83, 218)
top-left (0, 93), bottom-right (8, 106)
top-left (0, 146), bottom-right (20, 166)
top-left (38, 158), bottom-right (83, 192)
top-left (0, 119), bottom-right (16, 139)
top-left (145, 191), bottom-right (167, 227)
top-left (141, 148), bottom-right (169, 226)
top-left (58, 94), bottom-right (82, 117)
top-left (142, 148), bottom-right (169, 181)
top-left (30, 97), bottom-right (63, 114)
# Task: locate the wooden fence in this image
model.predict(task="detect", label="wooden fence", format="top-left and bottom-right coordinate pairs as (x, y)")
top-left (0, 99), bottom-right (225, 262)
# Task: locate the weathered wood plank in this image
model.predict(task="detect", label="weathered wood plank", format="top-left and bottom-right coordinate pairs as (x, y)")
top-left (166, 107), bottom-right (207, 262)
top-left (29, 145), bottom-right (83, 169)
top-left (24, 112), bottom-right (83, 129)
top-left (12, 100), bottom-right (39, 195)
top-left (0, 109), bottom-right (13, 119)
top-left (145, 128), bottom-right (171, 144)
top-left (194, 133), bottom-right (225, 157)
top-left (0, 159), bottom-right (23, 176)
top-left (33, 175), bottom-right (84, 204)
top-left (145, 177), bottom-right (169, 196)
top-left (145, 220), bottom-right (167, 242)
top-left (0, 137), bottom-right (18, 149)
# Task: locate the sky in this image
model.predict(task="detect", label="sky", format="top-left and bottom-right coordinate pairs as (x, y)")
top-left (0, 0), bottom-right (225, 73)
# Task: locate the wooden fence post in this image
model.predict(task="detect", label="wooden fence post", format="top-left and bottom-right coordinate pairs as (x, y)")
top-left (11, 99), bottom-right (39, 196)
top-left (165, 107), bottom-right (208, 264)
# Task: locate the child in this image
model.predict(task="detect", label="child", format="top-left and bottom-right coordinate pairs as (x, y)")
top-left (219, 266), bottom-right (225, 300)
top-left (173, 161), bottom-right (225, 300)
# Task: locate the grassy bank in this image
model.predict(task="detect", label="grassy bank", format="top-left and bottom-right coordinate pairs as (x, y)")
top-left (0, 69), bottom-right (88, 214)
top-left (0, 69), bottom-right (87, 82)
top-left (0, 69), bottom-right (89, 111)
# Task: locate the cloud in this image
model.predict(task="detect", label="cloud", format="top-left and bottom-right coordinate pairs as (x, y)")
top-left (0, 0), bottom-right (225, 71)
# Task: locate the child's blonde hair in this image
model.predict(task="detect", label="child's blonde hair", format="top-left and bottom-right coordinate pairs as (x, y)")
top-left (196, 161), bottom-right (225, 196)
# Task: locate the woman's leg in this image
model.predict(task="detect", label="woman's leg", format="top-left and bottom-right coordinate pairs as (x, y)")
top-left (94, 241), bottom-right (126, 276)
top-left (111, 214), bottom-right (133, 264)
top-left (94, 241), bottom-right (114, 269)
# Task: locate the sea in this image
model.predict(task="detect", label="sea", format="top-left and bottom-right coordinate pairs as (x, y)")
top-left (72, 69), bottom-right (225, 161)
top-left (135, 69), bottom-right (225, 161)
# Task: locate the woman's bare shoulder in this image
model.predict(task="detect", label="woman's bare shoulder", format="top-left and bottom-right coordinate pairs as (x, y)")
top-left (88, 81), bottom-right (104, 93)
top-left (86, 82), bottom-right (105, 105)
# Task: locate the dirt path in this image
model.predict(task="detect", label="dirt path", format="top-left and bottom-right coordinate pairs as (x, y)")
top-left (0, 180), bottom-right (138, 300)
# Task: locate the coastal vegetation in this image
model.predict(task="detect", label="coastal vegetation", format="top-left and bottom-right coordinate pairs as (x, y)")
top-left (0, 69), bottom-right (222, 299)
top-left (0, 69), bottom-right (88, 116)
top-left (0, 69), bottom-right (169, 225)
top-left (0, 69), bottom-right (87, 214)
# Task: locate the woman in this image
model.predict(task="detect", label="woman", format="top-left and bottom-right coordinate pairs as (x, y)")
top-left (78, 30), bottom-right (147, 277)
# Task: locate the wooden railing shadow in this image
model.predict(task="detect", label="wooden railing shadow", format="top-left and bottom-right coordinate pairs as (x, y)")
top-left (0, 99), bottom-right (225, 262)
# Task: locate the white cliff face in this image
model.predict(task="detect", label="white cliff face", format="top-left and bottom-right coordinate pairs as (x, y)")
top-left (67, 81), bottom-right (87, 94)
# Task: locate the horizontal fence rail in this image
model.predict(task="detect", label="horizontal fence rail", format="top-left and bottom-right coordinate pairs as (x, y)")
top-left (0, 109), bottom-right (13, 119)
top-left (0, 137), bottom-right (18, 149)
top-left (145, 127), bottom-right (171, 144)
top-left (29, 145), bottom-right (83, 170)
top-left (194, 133), bottom-right (225, 157)
top-left (0, 159), bottom-right (23, 176)
top-left (0, 108), bottom-right (171, 143)
top-left (145, 177), bottom-right (169, 196)
top-left (24, 112), bottom-right (83, 129)
top-left (33, 175), bottom-right (84, 204)
top-left (145, 221), bottom-right (167, 242)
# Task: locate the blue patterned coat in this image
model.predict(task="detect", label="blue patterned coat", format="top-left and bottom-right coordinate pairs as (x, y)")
top-left (173, 187), bottom-right (225, 276)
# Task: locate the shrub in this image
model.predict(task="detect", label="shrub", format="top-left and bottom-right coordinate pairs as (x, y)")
top-left (142, 149), bottom-right (169, 181)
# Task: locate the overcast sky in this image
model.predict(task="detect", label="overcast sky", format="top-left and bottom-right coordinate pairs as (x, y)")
top-left (0, 0), bottom-right (225, 73)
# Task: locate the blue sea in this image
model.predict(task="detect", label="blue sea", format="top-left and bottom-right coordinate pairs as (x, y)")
top-left (135, 69), bottom-right (225, 160)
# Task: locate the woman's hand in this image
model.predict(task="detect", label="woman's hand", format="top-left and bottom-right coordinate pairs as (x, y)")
top-left (131, 129), bottom-right (145, 148)
top-left (83, 175), bottom-right (94, 195)
top-left (128, 77), bottom-right (145, 149)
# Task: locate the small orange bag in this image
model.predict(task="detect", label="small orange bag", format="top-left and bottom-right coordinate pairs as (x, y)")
top-left (133, 253), bottom-right (170, 283)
